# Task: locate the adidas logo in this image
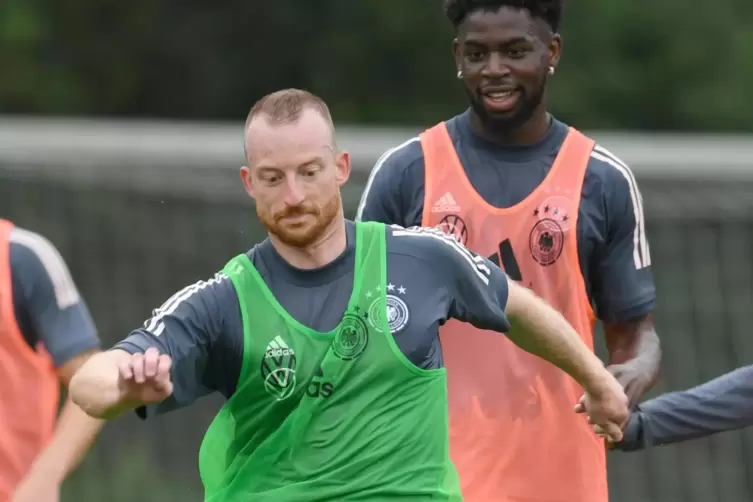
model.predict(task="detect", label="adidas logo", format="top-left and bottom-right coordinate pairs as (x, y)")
top-left (431, 192), bottom-right (460, 213)
top-left (265, 335), bottom-right (294, 359)
top-left (261, 335), bottom-right (297, 401)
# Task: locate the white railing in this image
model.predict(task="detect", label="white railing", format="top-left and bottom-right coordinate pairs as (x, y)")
top-left (1, 115), bottom-right (752, 176)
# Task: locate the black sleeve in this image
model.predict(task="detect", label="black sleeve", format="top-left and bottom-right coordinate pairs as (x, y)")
top-left (390, 226), bottom-right (510, 333)
top-left (616, 364), bottom-right (753, 451)
top-left (113, 272), bottom-right (238, 419)
top-left (448, 251), bottom-right (511, 333)
top-left (355, 138), bottom-right (426, 228)
top-left (9, 229), bottom-right (100, 367)
top-left (586, 153), bottom-right (656, 322)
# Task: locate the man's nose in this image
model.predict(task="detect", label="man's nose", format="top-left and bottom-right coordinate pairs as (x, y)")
top-left (481, 52), bottom-right (511, 78)
top-left (282, 177), bottom-right (305, 206)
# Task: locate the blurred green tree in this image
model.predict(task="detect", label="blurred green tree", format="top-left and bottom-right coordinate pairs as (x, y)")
top-left (1, 0), bottom-right (751, 130)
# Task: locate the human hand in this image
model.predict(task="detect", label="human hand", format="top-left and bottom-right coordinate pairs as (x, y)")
top-left (606, 361), bottom-right (654, 410)
top-left (118, 347), bottom-right (173, 405)
top-left (574, 372), bottom-right (629, 442)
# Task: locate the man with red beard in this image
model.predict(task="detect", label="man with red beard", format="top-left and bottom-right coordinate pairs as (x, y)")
top-left (69, 88), bottom-right (628, 502)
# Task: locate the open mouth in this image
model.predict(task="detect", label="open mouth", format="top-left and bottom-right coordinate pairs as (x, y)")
top-left (481, 89), bottom-right (520, 113)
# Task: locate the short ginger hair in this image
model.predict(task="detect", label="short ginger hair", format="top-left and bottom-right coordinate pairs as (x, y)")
top-left (244, 88), bottom-right (335, 156)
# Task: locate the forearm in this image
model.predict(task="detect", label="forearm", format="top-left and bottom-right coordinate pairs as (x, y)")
top-left (616, 365), bottom-right (753, 451)
top-left (69, 349), bottom-right (139, 420)
top-left (505, 284), bottom-right (608, 394)
top-left (25, 397), bottom-right (104, 481)
top-left (606, 315), bottom-right (661, 380)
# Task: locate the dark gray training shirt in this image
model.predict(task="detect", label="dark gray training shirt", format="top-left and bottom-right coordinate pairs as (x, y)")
top-left (356, 110), bottom-right (656, 324)
top-left (9, 226), bottom-right (100, 367)
top-left (115, 221), bottom-right (511, 418)
top-left (617, 364), bottom-right (753, 451)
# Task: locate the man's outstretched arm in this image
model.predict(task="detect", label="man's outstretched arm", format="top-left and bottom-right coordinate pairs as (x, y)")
top-left (70, 348), bottom-right (174, 420)
top-left (615, 364), bottom-right (753, 451)
top-left (397, 226), bottom-right (629, 437)
top-left (71, 272), bottom-right (232, 420)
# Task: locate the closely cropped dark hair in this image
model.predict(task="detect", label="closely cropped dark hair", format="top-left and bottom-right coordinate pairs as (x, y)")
top-left (444, 0), bottom-right (562, 33)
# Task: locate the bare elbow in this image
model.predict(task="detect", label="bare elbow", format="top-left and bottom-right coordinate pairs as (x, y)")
top-left (68, 352), bottom-right (124, 420)
top-left (69, 367), bottom-right (104, 418)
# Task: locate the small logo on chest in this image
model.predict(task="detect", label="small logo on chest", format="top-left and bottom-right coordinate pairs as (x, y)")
top-left (365, 284), bottom-right (410, 334)
top-left (261, 336), bottom-right (297, 401)
top-left (431, 192), bottom-right (460, 213)
top-left (333, 309), bottom-right (369, 361)
top-left (437, 214), bottom-right (469, 246)
top-left (529, 200), bottom-right (570, 266)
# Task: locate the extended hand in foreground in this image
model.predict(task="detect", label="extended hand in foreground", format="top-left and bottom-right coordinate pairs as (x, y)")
top-left (574, 376), bottom-right (629, 442)
top-left (117, 347), bottom-right (174, 405)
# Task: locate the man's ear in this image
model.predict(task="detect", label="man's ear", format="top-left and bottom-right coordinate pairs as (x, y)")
top-left (335, 151), bottom-right (351, 187)
top-left (240, 166), bottom-right (256, 199)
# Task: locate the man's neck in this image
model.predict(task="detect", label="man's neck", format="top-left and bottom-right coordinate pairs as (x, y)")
top-left (470, 110), bottom-right (552, 147)
top-left (269, 214), bottom-right (347, 270)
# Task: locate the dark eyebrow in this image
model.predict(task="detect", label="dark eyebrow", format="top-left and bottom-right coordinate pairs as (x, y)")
top-left (504, 36), bottom-right (534, 45)
top-left (464, 35), bottom-right (534, 47)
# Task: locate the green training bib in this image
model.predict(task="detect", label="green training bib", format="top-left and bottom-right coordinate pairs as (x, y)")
top-left (198, 221), bottom-right (461, 501)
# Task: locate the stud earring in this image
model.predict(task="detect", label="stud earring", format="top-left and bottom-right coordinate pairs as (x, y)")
top-left (548, 66), bottom-right (555, 75)
top-left (456, 69), bottom-right (463, 79)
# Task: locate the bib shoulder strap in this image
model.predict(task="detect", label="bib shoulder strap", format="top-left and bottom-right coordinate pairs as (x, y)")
top-left (0, 219), bottom-right (13, 320)
top-left (554, 127), bottom-right (596, 183)
top-left (419, 122), bottom-right (461, 172)
top-left (0, 219), bottom-right (14, 250)
top-left (419, 122), bottom-right (465, 227)
top-left (221, 252), bottom-right (252, 278)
